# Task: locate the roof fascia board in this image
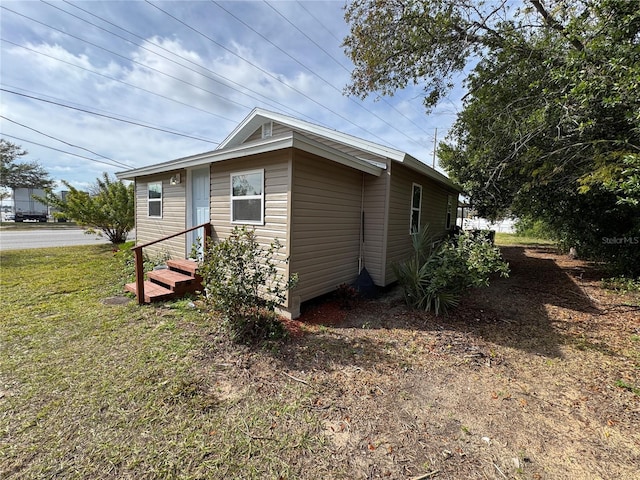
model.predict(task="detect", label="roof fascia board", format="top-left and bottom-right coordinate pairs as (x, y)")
top-left (401, 154), bottom-right (462, 191)
top-left (116, 132), bottom-right (383, 180)
top-left (219, 108), bottom-right (406, 161)
top-left (116, 136), bottom-right (294, 180)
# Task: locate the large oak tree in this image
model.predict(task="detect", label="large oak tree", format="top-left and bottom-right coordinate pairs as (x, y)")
top-left (344, 0), bottom-right (640, 273)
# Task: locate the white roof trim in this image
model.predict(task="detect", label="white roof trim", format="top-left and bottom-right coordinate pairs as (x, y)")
top-left (218, 108), bottom-right (460, 191)
top-left (116, 132), bottom-right (383, 180)
top-left (401, 155), bottom-right (461, 191)
top-left (218, 107), bottom-right (407, 161)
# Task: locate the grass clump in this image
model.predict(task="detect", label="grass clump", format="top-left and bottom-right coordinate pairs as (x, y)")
top-left (601, 276), bottom-right (640, 294)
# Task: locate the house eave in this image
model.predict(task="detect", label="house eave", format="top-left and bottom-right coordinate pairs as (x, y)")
top-left (116, 132), bottom-right (383, 181)
top-left (400, 154), bottom-right (462, 192)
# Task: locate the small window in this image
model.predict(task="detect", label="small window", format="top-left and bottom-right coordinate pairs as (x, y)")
top-left (446, 194), bottom-right (453, 229)
top-left (148, 182), bottom-right (162, 218)
top-left (261, 122), bottom-right (273, 139)
top-left (410, 183), bottom-right (422, 233)
top-left (231, 169), bottom-right (264, 224)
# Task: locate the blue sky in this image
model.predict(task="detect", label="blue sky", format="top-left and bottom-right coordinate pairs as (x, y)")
top-left (1, 0), bottom-right (463, 191)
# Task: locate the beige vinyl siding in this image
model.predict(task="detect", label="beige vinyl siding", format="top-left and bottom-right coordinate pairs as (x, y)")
top-left (210, 151), bottom-right (291, 267)
top-left (289, 149), bottom-right (364, 303)
top-left (361, 170), bottom-right (388, 286)
top-left (385, 163), bottom-right (454, 284)
top-left (135, 171), bottom-right (186, 259)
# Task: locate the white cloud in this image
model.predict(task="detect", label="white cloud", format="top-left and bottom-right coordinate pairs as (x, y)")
top-left (0, 1), bottom-right (462, 188)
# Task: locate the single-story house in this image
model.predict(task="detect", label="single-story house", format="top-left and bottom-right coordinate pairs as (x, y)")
top-left (116, 108), bottom-right (461, 318)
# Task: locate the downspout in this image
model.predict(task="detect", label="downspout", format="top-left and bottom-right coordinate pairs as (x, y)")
top-left (358, 172), bottom-right (365, 272)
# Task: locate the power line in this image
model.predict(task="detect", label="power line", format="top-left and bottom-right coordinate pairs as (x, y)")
top-left (214, 0), bottom-right (429, 150)
top-left (0, 133), bottom-right (129, 169)
top-left (2, 1), bottom-right (452, 160)
top-left (0, 115), bottom-right (131, 168)
top-left (1, 82), bottom-right (217, 140)
top-left (268, 1), bottom-right (444, 139)
top-left (58, 0), bottom-right (320, 124)
top-left (1, 87), bottom-right (220, 144)
top-left (1, 6), bottom-right (258, 116)
top-left (144, 0), bottom-right (395, 146)
top-left (0, 38), bottom-right (232, 134)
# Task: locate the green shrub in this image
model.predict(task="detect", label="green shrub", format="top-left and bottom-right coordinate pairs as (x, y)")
top-left (514, 217), bottom-right (554, 239)
top-left (393, 227), bottom-right (509, 315)
top-left (199, 226), bottom-right (298, 343)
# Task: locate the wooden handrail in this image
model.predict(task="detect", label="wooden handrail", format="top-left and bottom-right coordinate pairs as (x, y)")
top-left (132, 222), bottom-right (212, 304)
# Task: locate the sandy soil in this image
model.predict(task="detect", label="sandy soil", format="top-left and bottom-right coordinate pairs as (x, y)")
top-left (204, 245), bottom-right (640, 479)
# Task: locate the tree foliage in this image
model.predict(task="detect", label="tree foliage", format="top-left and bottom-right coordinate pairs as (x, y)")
top-left (0, 139), bottom-right (53, 189)
top-left (345, 0), bottom-right (640, 274)
top-left (39, 173), bottom-right (134, 244)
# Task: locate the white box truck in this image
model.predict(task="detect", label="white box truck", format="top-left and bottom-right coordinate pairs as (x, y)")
top-left (13, 188), bottom-right (48, 222)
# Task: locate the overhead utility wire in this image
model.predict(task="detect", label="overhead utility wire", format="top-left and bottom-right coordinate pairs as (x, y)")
top-left (50, 0), bottom-right (315, 123)
top-left (144, 0), bottom-right (394, 146)
top-left (2, 82), bottom-right (215, 142)
top-left (1, 115), bottom-right (131, 168)
top-left (1, 88), bottom-right (220, 145)
top-left (1, 6), bottom-right (256, 118)
top-left (214, 0), bottom-right (426, 150)
top-left (296, 1), bottom-right (342, 43)
top-left (1, 39), bottom-right (228, 139)
top-left (265, 0), bottom-right (440, 138)
top-left (1, 133), bottom-right (129, 169)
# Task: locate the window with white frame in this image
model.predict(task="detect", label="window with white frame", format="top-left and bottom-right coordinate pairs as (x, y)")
top-left (148, 182), bottom-right (162, 218)
top-left (446, 194), bottom-right (453, 229)
top-left (410, 183), bottom-right (422, 233)
top-left (231, 169), bottom-right (264, 224)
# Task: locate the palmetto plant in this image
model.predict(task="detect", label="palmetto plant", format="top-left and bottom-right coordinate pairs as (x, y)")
top-left (393, 226), bottom-right (509, 315)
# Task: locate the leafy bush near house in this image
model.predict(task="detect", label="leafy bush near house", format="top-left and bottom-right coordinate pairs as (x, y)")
top-left (199, 226), bottom-right (298, 343)
top-left (393, 227), bottom-right (509, 315)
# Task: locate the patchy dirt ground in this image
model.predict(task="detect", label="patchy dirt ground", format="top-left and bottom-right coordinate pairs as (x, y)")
top-left (201, 245), bottom-right (640, 479)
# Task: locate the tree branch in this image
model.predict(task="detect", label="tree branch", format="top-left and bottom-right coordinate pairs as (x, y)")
top-left (528, 0), bottom-right (584, 51)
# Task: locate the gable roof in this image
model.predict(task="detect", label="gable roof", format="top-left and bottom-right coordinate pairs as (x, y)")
top-left (117, 108), bottom-right (460, 191)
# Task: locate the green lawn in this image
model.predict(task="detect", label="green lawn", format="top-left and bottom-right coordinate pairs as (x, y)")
top-left (0, 245), bottom-right (322, 479)
top-left (494, 232), bottom-right (556, 247)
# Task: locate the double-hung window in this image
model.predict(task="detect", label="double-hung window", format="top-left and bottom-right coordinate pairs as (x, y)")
top-left (410, 183), bottom-right (422, 233)
top-left (148, 182), bottom-right (162, 218)
top-left (231, 169), bottom-right (264, 225)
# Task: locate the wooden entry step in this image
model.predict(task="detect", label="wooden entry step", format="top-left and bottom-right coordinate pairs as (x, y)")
top-left (125, 259), bottom-right (202, 302)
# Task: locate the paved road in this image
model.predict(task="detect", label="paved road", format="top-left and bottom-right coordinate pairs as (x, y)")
top-left (0, 228), bottom-right (115, 251)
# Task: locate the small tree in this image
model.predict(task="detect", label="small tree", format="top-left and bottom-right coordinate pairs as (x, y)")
top-left (1, 139), bottom-right (53, 198)
top-left (39, 173), bottom-right (134, 244)
top-left (199, 226), bottom-right (298, 343)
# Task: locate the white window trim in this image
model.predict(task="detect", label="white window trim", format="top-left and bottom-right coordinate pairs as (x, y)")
top-left (410, 182), bottom-right (422, 234)
top-left (230, 168), bottom-right (264, 225)
top-left (148, 181), bottom-right (162, 218)
top-left (446, 194), bottom-right (453, 230)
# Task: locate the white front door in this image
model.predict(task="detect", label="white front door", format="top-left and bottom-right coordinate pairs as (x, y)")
top-left (187, 167), bottom-right (210, 258)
